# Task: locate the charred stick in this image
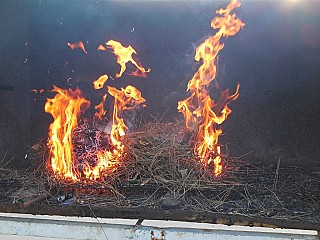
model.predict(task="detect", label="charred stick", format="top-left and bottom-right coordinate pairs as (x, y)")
top-left (21, 192), bottom-right (51, 208)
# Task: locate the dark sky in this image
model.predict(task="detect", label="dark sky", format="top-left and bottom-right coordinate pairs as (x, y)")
top-left (1, 0), bottom-right (320, 167)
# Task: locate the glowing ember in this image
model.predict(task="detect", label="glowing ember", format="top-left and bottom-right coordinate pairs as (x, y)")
top-left (45, 86), bottom-right (90, 180)
top-left (178, 0), bottom-right (244, 176)
top-left (98, 45), bottom-right (107, 51)
top-left (31, 89), bottom-right (44, 94)
top-left (103, 40), bottom-right (151, 78)
top-left (93, 74), bottom-right (109, 90)
top-left (67, 41), bottom-right (88, 54)
top-left (94, 94), bottom-right (107, 120)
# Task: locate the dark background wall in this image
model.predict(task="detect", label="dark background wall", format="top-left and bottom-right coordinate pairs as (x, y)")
top-left (0, 0), bottom-right (319, 168)
top-left (0, 1), bottom-right (31, 168)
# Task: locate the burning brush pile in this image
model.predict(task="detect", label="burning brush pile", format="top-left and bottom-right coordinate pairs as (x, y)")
top-left (1, 0), bottom-right (320, 226)
top-left (44, 0), bottom-right (245, 184)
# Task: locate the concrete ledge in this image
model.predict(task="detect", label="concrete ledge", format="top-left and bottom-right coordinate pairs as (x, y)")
top-left (0, 213), bottom-right (318, 240)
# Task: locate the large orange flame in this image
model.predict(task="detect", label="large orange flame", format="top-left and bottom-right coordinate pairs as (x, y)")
top-left (103, 40), bottom-right (151, 78)
top-left (45, 86), bottom-right (90, 180)
top-left (47, 36), bottom-right (150, 182)
top-left (45, 84), bottom-right (146, 181)
top-left (178, 0), bottom-right (244, 176)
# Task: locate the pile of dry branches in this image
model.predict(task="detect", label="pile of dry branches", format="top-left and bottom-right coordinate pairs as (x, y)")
top-left (0, 121), bottom-right (319, 223)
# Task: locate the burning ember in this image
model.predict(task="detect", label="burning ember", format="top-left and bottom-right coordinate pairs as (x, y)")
top-left (67, 41), bottom-right (88, 54)
top-left (31, 89), bottom-right (45, 94)
top-left (93, 74), bottom-right (109, 90)
top-left (178, 0), bottom-right (244, 176)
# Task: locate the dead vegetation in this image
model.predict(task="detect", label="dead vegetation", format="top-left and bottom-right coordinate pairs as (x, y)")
top-left (0, 121), bottom-right (320, 224)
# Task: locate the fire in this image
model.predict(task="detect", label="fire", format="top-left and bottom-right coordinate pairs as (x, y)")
top-left (98, 45), bottom-right (107, 51)
top-left (67, 41), bottom-right (88, 54)
top-left (94, 94), bottom-right (107, 120)
top-left (46, 36), bottom-right (149, 182)
top-left (45, 84), bottom-right (145, 181)
top-left (45, 86), bottom-right (90, 180)
top-left (107, 85), bottom-right (146, 144)
top-left (101, 40), bottom-right (151, 78)
top-left (45, 1), bottom-right (243, 182)
top-left (83, 85), bottom-right (146, 180)
top-left (93, 74), bottom-right (109, 90)
top-left (178, 0), bottom-right (244, 176)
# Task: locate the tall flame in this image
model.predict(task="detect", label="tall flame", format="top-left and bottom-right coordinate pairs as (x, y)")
top-left (45, 86), bottom-right (90, 180)
top-left (178, 0), bottom-right (244, 176)
top-left (103, 40), bottom-right (151, 78)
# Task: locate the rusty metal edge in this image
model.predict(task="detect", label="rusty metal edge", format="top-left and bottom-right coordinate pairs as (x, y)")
top-left (0, 202), bottom-right (319, 231)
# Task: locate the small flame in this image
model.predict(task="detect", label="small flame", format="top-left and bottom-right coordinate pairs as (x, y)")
top-left (93, 74), bottom-right (109, 90)
top-left (105, 40), bottom-right (151, 78)
top-left (45, 86), bottom-right (90, 180)
top-left (94, 94), bottom-right (107, 120)
top-left (107, 85), bottom-right (146, 144)
top-left (128, 57), bottom-right (150, 78)
top-left (68, 41), bottom-right (88, 54)
top-left (178, 0), bottom-right (244, 176)
top-left (207, 146), bottom-right (222, 176)
top-left (84, 85), bottom-right (146, 180)
top-left (98, 45), bottom-right (107, 51)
